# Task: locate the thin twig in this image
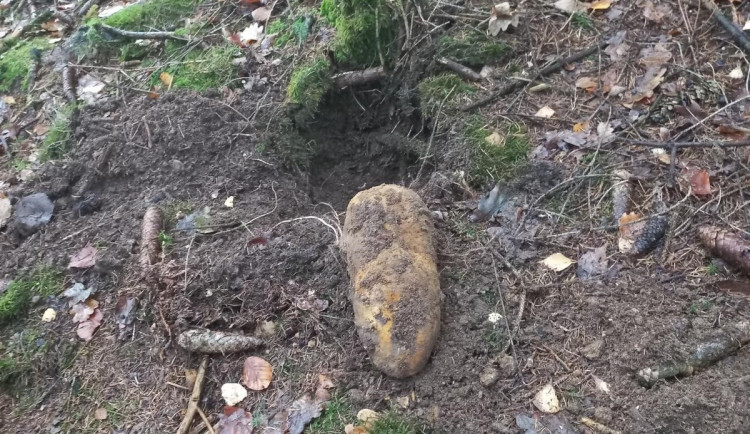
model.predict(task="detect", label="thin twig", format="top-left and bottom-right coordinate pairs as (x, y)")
top-left (617, 137), bottom-right (750, 148)
top-left (176, 355), bottom-right (208, 434)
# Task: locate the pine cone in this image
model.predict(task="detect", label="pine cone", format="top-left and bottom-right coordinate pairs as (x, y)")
top-left (699, 226), bottom-right (750, 275)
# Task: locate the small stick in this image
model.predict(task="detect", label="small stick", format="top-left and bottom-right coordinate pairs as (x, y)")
top-left (94, 23), bottom-right (187, 41)
top-left (617, 137), bottom-right (750, 148)
top-left (176, 356), bottom-right (209, 434)
top-left (332, 67), bottom-right (387, 88)
top-left (195, 407), bottom-right (215, 434)
top-left (461, 40), bottom-right (607, 111)
top-left (437, 57), bottom-right (482, 81)
top-left (76, 0), bottom-right (99, 16)
top-left (699, 0), bottom-right (750, 56)
top-left (581, 417), bottom-right (622, 434)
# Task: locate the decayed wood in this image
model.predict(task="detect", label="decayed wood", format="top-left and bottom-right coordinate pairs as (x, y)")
top-left (94, 23), bottom-right (187, 41)
top-left (699, 226), bottom-right (750, 275)
top-left (139, 206), bottom-right (163, 272)
top-left (177, 330), bottom-right (263, 354)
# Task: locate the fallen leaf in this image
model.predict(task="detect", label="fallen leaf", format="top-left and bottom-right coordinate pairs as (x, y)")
top-left (604, 31), bottom-right (629, 61)
top-left (224, 196), bottom-right (235, 208)
top-left (41, 19), bottom-right (64, 32)
top-left (729, 66), bottom-right (744, 79)
top-left (577, 246), bottom-right (607, 280)
top-left (70, 302), bottom-right (95, 323)
top-left (541, 253), bottom-right (574, 272)
top-left (596, 121), bottom-right (615, 143)
top-left (575, 76), bottom-right (598, 93)
top-left (554, 0), bottom-right (587, 14)
top-left (639, 44), bottom-right (672, 67)
top-left (216, 407), bottom-right (254, 433)
top-left (593, 375), bottom-right (611, 394)
top-left (318, 374), bottom-right (335, 389)
top-left (159, 71), bottom-right (173, 89)
top-left (357, 409), bottom-right (380, 428)
top-left (94, 407), bottom-right (108, 420)
top-left (0, 195), bottom-right (10, 228)
top-left (63, 282), bottom-right (92, 306)
top-left (618, 212), bottom-right (645, 253)
top-left (624, 67), bottom-right (666, 104)
top-left (33, 122), bottom-right (50, 136)
top-left (115, 297), bottom-right (137, 329)
top-left (237, 23), bottom-right (264, 46)
top-left (485, 131), bottom-right (504, 146)
top-left (535, 106), bottom-right (555, 118)
top-left (718, 124), bottom-right (748, 141)
top-left (68, 245), bottom-right (97, 269)
top-left (533, 383), bottom-right (560, 413)
top-left (77, 308), bottom-right (103, 341)
top-left (590, 0), bottom-right (610, 10)
top-left (42, 308), bottom-right (57, 322)
top-left (488, 2), bottom-right (520, 35)
top-left (643, 0), bottom-right (666, 22)
top-left (185, 369), bottom-right (198, 388)
top-left (252, 6), bottom-right (272, 22)
top-left (222, 383), bottom-right (248, 406)
top-left (682, 167), bottom-right (711, 196)
top-left (345, 425), bottom-right (369, 434)
top-left (243, 356), bottom-right (272, 390)
top-left (286, 393), bottom-right (329, 434)
top-left (572, 121), bottom-right (589, 132)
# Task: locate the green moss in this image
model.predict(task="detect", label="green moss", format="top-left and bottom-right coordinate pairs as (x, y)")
top-left (0, 267), bottom-right (62, 325)
top-left (103, 0), bottom-right (202, 31)
top-left (417, 73), bottom-right (476, 116)
top-left (119, 42), bottom-right (150, 61)
top-left (438, 32), bottom-right (509, 67)
top-left (571, 12), bottom-right (594, 31)
top-left (0, 38), bottom-right (50, 91)
top-left (464, 116), bottom-right (529, 187)
top-left (39, 102), bottom-right (79, 162)
top-left (157, 45), bottom-right (240, 90)
top-left (322, 0), bottom-right (396, 67)
top-left (287, 56), bottom-right (332, 117)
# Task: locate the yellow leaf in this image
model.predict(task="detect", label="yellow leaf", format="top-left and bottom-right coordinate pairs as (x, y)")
top-left (541, 253), bottom-right (574, 272)
top-left (159, 71), bottom-right (173, 89)
top-left (590, 0), bottom-right (611, 10)
top-left (573, 121), bottom-right (589, 132)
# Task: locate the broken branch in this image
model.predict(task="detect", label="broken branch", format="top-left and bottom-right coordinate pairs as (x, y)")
top-left (333, 67), bottom-right (387, 88)
top-left (461, 41), bottom-right (607, 111)
top-left (176, 355), bottom-right (208, 434)
top-left (94, 23), bottom-right (187, 41)
top-left (437, 57), bottom-right (482, 81)
top-left (636, 321), bottom-right (750, 387)
top-left (699, 0), bottom-right (750, 56)
top-left (618, 137), bottom-right (750, 148)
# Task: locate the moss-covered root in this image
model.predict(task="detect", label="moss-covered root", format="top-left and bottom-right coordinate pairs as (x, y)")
top-left (287, 56), bottom-right (333, 117)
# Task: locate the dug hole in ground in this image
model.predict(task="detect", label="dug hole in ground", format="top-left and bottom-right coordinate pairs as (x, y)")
top-left (1, 0), bottom-right (750, 433)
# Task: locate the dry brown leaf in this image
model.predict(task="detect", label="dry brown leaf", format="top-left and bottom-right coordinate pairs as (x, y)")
top-left (572, 121), bottom-right (589, 132)
top-left (71, 303), bottom-right (95, 323)
top-left (488, 2), bottom-right (520, 35)
top-left (252, 6), bottom-right (272, 22)
top-left (639, 44), bottom-right (672, 67)
top-left (575, 76), bottom-right (598, 93)
top-left (717, 124), bottom-right (749, 141)
top-left (159, 71), bottom-right (173, 89)
top-left (33, 122), bottom-right (50, 136)
top-left (681, 167), bottom-right (711, 197)
top-left (242, 356), bottom-right (273, 390)
top-left (590, 0), bottom-right (610, 10)
top-left (77, 308), bottom-right (103, 341)
top-left (541, 253), bottom-right (574, 272)
top-left (68, 245), bottom-right (97, 269)
top-left (94, 407), bottom-right (108, 420)
top-left (624, 67), bottom-right (666, 104)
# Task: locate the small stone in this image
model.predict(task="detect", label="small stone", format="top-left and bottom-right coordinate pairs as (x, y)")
top-left (582, 338), bottom-right (604, 360)
top-left (480, 366), bottom-right (500, 387)
top-left (14, 193), bottom-right (54, 236)
top-left (492, 354), bottom-right (517, 377)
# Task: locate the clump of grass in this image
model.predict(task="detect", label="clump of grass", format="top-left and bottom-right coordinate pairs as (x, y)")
top-left (308, 394), bottom-right (355, 433)
top-left (158, 231), bottom-right (173, 252)
top-left (39, 102), bottom-right (79, 162)
top-left (102, 0), bottom-right (202, 30)
top-left (287, 56), bottom-right (333, 117)
top-left (268, 15), bottom-right (314, 48)
top-left (571, 12), bottom-right (595, 31)
top-left (369, 411), bottom-right (429, 434)
top-left (0, 38), bottom-right (50, 91)
top-left (156, 45), bottom-right (240, 90)
top-left (320, 0), bottom-right (396, 67)
top-left (464, 116), bottom-right (529, 187)
top-left (438, 32), bottom-right (509, 67)
top-left (417, 73), bottom-right (476, 116)
top-left (0, 267), bottom-right (62, 325)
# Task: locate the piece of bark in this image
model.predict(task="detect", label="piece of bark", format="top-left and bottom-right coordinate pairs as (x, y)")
top-left (139, 206), bottom-right (163, 271)
top-left (177, 330), bottom-right (263, 354)
top-left (636, 321), bottom-right (750, 387)
top-left (699, 226), bottom-right (750, 275)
